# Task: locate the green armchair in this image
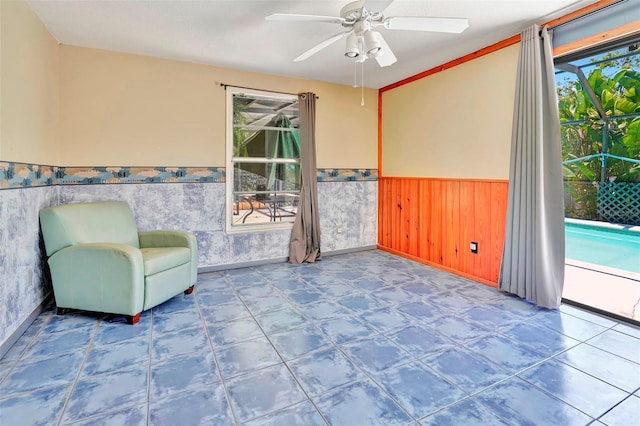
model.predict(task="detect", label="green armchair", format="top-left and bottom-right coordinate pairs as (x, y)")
top-left (39, 201), bottom-right (198, 324)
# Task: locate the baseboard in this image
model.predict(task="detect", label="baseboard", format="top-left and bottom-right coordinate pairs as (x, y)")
top-left (197, 245), bottom-right (378, 273)
top-left (377, 244), bottom-right (499, 288)
top-left (0, 294), bottom-right (52, 360)
top-left (322, 245), bottom-right (378, 257)
top-left (198, 257), bottom-right (289, 273)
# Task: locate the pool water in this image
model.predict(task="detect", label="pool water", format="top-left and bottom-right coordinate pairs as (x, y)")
top-left (565, 219), bottom-right (640, 273)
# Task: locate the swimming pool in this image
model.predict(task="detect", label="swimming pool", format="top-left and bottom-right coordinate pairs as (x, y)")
top-left (565, 219), bottom-right (640, 274)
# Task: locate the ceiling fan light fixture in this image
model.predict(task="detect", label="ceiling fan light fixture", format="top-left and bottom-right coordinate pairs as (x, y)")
top-left (345, 33), bottom-right (360, 58)
top-left (364, 30), bottom-right (382, 57)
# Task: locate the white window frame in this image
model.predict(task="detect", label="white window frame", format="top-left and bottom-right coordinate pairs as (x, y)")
top-left (225, 87), bottom-right (300, 233)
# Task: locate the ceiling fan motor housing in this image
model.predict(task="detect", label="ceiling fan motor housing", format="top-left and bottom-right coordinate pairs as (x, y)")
top-left (340, 1), bottom-right (366, 22)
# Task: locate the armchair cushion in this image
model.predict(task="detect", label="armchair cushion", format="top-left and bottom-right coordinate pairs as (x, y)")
top-left (141, 247), bottom-right (190, 276)
top-left (139, 230), bottom-right (198, 285)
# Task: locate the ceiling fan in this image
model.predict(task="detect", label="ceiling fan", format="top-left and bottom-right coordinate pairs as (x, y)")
top-left (266, 0), bottom-right (469, 67)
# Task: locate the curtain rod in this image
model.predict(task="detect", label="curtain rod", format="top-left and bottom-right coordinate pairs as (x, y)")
top-left (546, 0), bottom-right (625, 31)
top-left (218, 83), bottom-right (318, 99)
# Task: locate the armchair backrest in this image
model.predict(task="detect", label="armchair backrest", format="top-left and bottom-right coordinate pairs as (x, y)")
top-left (40, 201), bottom-right (140, 257)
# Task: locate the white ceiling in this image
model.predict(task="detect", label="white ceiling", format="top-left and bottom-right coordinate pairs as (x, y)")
top-left (27, 0), bottom-right (597, 89)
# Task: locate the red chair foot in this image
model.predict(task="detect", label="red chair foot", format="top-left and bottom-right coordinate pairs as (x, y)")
top-left (57, 307), bottom-right (69, 316)
top-left (127, 313), bottom-right (141, 325)
top-left (184, 285), bottom-right (194, 295)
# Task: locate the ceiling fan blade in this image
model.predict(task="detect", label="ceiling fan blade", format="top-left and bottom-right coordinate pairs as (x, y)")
top-left (294, 32), bottom-right (349, 62)
top-left (383, 16), bottom-right (469, 33)
top-left (266, 13), bottom-right (345, 25)
top-left (375, 33), bottom-right (397, 67)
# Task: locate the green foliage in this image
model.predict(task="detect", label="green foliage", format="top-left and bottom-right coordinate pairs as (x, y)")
top-left (233, 101), bottom-right (250, 158)
top-left (558, 50), bottom-right (640, 187)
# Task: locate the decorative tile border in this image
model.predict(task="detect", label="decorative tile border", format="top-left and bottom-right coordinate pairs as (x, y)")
top-left (61, 166), bottom-right (225, 185)
top-left (317, 168), bottom-right (378, 182)
top-left (0, 162), bottom-right (60, 189)
top-left (1, 163), bottom-right (226, 189)
top-left (1, 163), bottom-right (378, 189)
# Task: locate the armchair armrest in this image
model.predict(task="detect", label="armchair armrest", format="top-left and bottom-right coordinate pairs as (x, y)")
top-left (48, 243), bottom-right (145, 316)
top-left (138, 230), bottom-right (195, 249)
top-left (138, 230), bottom-right (198, 285)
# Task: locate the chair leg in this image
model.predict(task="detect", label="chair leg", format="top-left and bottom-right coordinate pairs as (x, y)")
top-left (184, 285), bottom-right (194, 295)
top-left (126, 313), bottom-right (141, 325)
top-left (57, 307), bottom-right (69, 316)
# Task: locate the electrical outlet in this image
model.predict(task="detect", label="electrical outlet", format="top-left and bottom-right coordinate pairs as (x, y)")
top-left (470, 241), bottom-right (478, 254)
top-left (336, 225), bottom-right (343, 234)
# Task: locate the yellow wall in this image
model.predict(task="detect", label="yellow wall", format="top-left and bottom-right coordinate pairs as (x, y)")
top-left (58, 46), bottom-right (378, 168)
top-left (381, 44), bottom-right (520, 179)
top-left (0, 0), bottom-right (60, 164)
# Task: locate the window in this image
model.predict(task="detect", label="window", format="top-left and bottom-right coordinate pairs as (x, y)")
top-left (226, 88), bottom-right (301, 231)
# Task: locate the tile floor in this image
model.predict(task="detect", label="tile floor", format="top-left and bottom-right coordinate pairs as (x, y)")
top-left (1, 250), bottom-right (639, 425)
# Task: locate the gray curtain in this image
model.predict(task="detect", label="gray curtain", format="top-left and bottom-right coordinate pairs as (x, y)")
top-left (289, 92), bottom-right (321, 263)
top-left (499, 25), bottom-right (565, 309)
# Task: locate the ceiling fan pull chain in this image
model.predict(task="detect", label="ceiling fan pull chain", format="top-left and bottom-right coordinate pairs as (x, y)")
top-left (361, 61), bottom-right (365, 107)
top-left (353, 59), bottom-right (357, 88)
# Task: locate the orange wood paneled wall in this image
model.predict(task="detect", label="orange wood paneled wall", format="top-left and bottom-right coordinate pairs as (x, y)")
top-left (378, 177), bottom-right (508, 286)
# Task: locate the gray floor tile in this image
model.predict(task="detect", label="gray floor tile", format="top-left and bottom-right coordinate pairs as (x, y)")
top-left (62, 367), bottom-right (148, 424)
top-left (534, 309), bottom-right (609, 341)
top-left (343, 335), bottom-right (412, 373)
top-left (82, 339), bottom-right (149, 378)
top-left (255, 306), bottom-right (308, 334)
top-left (288, 347), bottom-right (363, 396)
top-left (314, 379), bottom-right (412, 426)
top-left (216, 336), bottom-right (281, 379)
top-left (556, 344), bottom-right (640, 393)
top-left (0, 384), bottom-right (71, 426)
top-left (420, 398), bottom-right (510, 425)
top-left (466, 334), bottom-right (546, 373)
top-left (518, 359), bottom-right (628, 418)
top-left (150, 351), bottom-right (219, 400)
top-left (149, 383), bottom-right (234, 425)
top-left (501, 320), bottom-right (581, 356)
top-left (1, 351), bottom-right (84, 395)
top-left (426, 347), bottom-right (509, 393)
top-left (62, 404), bottom-right (147, 426)
top-left (599, 395), bottom-right (640, 426)
top-left (374, 361), bottom-right (466, 419)
top-left (226, 363), bottom-right (306, 423)
top-left (244, 400), bottom-right (326, 426)
top-left (476, 377), bottom-right (593, 425)
top-left (587, 329), bottom-right (640, 364)
top-left (388, 325), bottom-right (453, 358)
top-left (269, 325), bottom-right (332, 360)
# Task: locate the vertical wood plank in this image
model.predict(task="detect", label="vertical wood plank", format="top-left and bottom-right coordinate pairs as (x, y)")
top-left (406, 179), bottom-right (420, 256)
top-left (418, 180), bottom-right (431, 260)
top-left (490, 182), bottom-right (508, 284)
top-left (459, 181), bottom-right (475, 276)
top-left (473, 182), bottom-right (492, 281)
top-left (401, 179), bottom-right (411, 253)
top-left (378, 178), bottom-right (388, 247)
top-left (430, 180), bottom-right (443, 264)
top-left (441, 181), bottom-right (459, 269)
top-left (390, 178), bottom-right (400, 250)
